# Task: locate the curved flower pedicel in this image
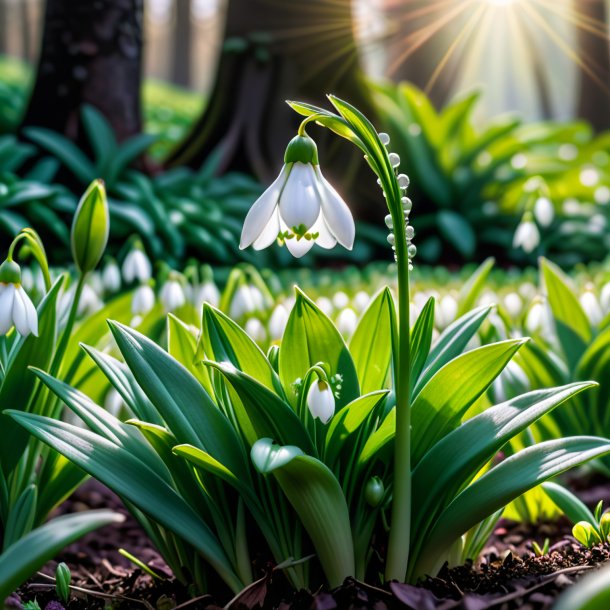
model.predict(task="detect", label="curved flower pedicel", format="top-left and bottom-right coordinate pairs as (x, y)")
top-left (240, 134), bottom-right (355, 258)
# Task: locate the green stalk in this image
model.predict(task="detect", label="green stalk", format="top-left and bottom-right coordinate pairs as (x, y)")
top-left (384, 187), bottom-right (412, 582)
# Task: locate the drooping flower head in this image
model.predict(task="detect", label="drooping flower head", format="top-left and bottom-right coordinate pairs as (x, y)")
top-left (0, 259), bottom-right (38, 337)
top-left (240, 134), bottom-right (355, 258)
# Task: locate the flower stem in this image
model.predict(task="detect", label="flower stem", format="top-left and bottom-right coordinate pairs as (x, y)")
top-left (385, 190), bottom-right (412, 582)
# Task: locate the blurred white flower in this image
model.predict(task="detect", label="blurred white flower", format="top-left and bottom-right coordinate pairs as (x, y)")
top-left (160, 276), bottom-right (186, 312)
top-left (195, 281), bottom-right (220, 309)
top-left (102, 260), bottom-right (122, 293)
top-left (0, 281), bottom-right (38, 336)
top-left (122, 247), bottom-right (152, 283)
top-left (513, 214), bottom-right (540, 253)
top-left (337, 307), bottom-right (358, 337)
top-left (269, 304), bottom-right (290, 341)
top-left (503, 292), bottom-right (522, 318)
top-left (332, 291), bottom-right (349, 310)
top-left (245, 318), bottom-right (266, 342)
top-left (580, 285), bottom-right (603, 326)
top-left (315, 296), bottom-right (333, 317)
top-left (601, 282), bottom-right (610, 313)
top-left (435, 294), bottom-right (458, 330)
top-left (533, 197), bottom-right (554, 227)
top-left (230, 285), bottom-right (259, 319)
top-left (132, 284), bottom-right (155, 315)
top-left (240, 135), bottom-right (355, 258)
top-left (307, 379), bottom-right (335, 424)
top-left (353, 291), bottom-right (371, 313)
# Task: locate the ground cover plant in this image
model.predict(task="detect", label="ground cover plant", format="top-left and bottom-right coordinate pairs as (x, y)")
top-left (3, 98), bottom-right (610, 610)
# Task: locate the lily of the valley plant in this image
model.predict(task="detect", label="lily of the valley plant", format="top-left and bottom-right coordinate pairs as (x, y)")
top-left (9, 98), bottom-right (610, 599)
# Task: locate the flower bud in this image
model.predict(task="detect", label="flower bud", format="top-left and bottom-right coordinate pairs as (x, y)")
top-left (573, 521), bottom-right (602, 548)
top-left (365, 476), bottom-right (385, 507)
top-left (284, 134), bottom-right (319, 165)
top-left (307, 379), bottom-right (335, 424)
top-left (71, 179), bottom-right (109, 274)
top-left (55, 562), bottom-right (71, 603)
top-left (600, 513), bottom-right (610, 542)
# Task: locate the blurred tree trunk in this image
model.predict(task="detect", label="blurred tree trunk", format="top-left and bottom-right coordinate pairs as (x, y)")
top-left (0, 1), bottom-right (8, 54)
top-left (172, 0), bottom-right (192, 87)
top-left (576, 0), bottom-right (610, 132)
top-left (167, 0), bottom-right (378, 219)
top-left (20, 0), bottom-right (143, 144)
top-left (19, 0), bottom-right (32, 61)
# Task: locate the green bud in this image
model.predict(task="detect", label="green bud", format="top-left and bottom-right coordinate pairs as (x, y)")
top-left (55, 561), bottom-right (71, 602)
top-left (0, 259), bottom-right (21, 284)
top-left (284, 135), bottom-right (319, 165)
top-left (71, 179), bottom-right (109, 274)
top-left (572, 521), bottom-right (602, 548)
top-left (364, 476), bottom-right (385, 508)
top-left (600, 513), bottom-right (610, 542)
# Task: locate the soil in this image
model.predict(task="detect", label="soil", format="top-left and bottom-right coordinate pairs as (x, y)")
top-left (14, 480), bottom-right (610, 610)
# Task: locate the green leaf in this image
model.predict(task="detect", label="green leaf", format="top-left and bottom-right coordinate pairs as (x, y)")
top-left (411, 339), bottom-right (528, 464)
top-left (409, 297), bottom-right (435, 390)
top-left (553, 564), bottom-right (610, 610)
top-left (416, 436), bottom-right (610, 577)
top-left (81, 105), bottom-right (117, 173)
top-left (349, 288), bottom-right (395, 394)
top-left (7, 410), bottom-right (244, 593)
top-left (0, 510), bottom-right (123, 601)
top-left (251, 438), bottom-right (354, 587)
top-left (3, 485), bottom-right (37, 551)
top-left (436, 211), bottom-right (476, 259)
top-left (542, 481), bottom-right (597, 527)
top-left (456, 258), bottom-right (495, 318)
top-left (280, 288), bottom-right (359, 410)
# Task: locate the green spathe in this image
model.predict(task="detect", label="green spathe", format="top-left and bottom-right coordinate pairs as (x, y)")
top-left (284, 134), bottom-right (319, 165)
top-left (71, 179), bottom-right (109, 274)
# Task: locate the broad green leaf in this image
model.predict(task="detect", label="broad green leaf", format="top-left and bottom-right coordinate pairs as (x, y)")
top-left (411, 339), bottom-right (527, 464)
top-left (207, 363), bottom-right (314, 454)
top-left (201, 304), bottom-right (278, 392)
top-left (7, 410), bottom-right (244, 593)
top-left (108, 321), bottom-right (248, 478)
top-left (279, 288), bottom-right (359, 409)
top-left (252, 438), bottom-right (354, 587)
top-left (541, 258), bottom-right (591, 369)
top-left (542, 481), bottom-right (597, 527)
top-left (409, 297), bottom-right (435, 390)
top-left (410, 382), bottom-right (595, 557)
top-left (349, 288), bottom-right (395, 394)
top-left (0, 510), bottom-right (123, 601)
top-left (412, 305), bottom-right (492, 398)
top-left (416, 436), bottom-right (610, 577)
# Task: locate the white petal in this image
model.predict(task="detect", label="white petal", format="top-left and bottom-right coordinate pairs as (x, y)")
top-left (240, 165), bottom-right (287, 249)
top-left (18, 286), bottom-right (38, 336)
top-left (12, 287), bottom-right (31, 336)
top-left (279, 163), bottom-right (321, 231)
top-left (0, 284), bottom-right (15, 334)
top-left (285, 237), bottom-right (315, 258)
top-left (315, 167), bottom-right (355, 249)
top-left (307, 381), bottom-right (335, 424)
top-left (309, 213), bottom-right (337, 249)
top-left (253, 209), bottom-right (280, 250)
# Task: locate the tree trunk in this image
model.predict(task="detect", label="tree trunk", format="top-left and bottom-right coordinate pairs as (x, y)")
top-left (167, 0), bottom-right (379, 220)
top-left (0, 0), bottom-right (8, 55)
top-left (20, 0), bottom-right (143, 144)
top-left (171, 0), bottom-right (192, 88)
top-left (576, 0), bottom-right (610, 132)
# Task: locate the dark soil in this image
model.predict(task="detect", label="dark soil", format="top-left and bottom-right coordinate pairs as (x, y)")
top-left (14, 480), bottom-right (610, 610)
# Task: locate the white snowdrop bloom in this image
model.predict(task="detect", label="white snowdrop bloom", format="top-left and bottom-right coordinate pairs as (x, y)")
top-left (307, 379), bottom-right (335, 424)
top-left (562, 198), bottom-right (583, 216)
top-left (580, 167), bottom-right (600, 187)
top-left (316, 296), bottom-right (334, 317)
top-left (160, 277), bottom-right (186, 312)
top-left (337, 307), bottom-right (358, 337)
top-left (132, 284), bottom-right (155, 315)
top-left (195, 281), bottom-right (220, 309)
top-left (268, 304), bottom-right (289, 341)
top-left (518, 282), bottom-right (537, 300)
top-left (102, 260), bottom-right (121, 293)
top-left (533, 197), bottom-right (554, 227)
top-left (81, 284), bottom-right (102, 315)
top-left (332, 291), bottom-right (349, 310)
top-left (478, 290), bottom-right (496, 308)
top-left (104, 388), bottom-right (124, 417)
top-left (513, 215), bottom-right (540, 253)
top-left (503, 292), bottom-right (522, 318)
top-left (488, 312), bottom-right (507, 340)
top-left (245, 317), bottom-right (266, 342)
top-left (88, 272), bottom-right (104, 296)
top-left (122, 247), bottom-right (152, 283)
top-left (230, 285), bottom-right (257, 319)
top-left (601, 282), bottom-right (610, 313)
top-left (0, 261), bottom-right (38, 337)
top-left (249, 286), bottom-right (266, 311)
top-left (580, 285), bottom-right (603, 326)
top-left (353, 291), bottom-right (371, 313)
top-left (435, 294), bottom-right (458, 330)
top-left (240, 135), bottom-right (355, 258)
top-left (525, 299), bottom-right (546, 334)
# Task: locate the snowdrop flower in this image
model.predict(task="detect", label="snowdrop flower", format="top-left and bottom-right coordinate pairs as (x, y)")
top-left (580, 284), bottom-right (603, 326)
top-left (513, 213), bottom-right (540, 253)
top-left (230, 285), bottom-right (257, 319)
top-left (122, 245), bottom-right (152, 283)
top-left (337, 307), bottom-right (358, 337)
top-left (0, 260), bottom-right (38, 337)
top-left (307, 379), bottom-right (335, 424)
top-left (315, 296), bottom-right (333, 317)
top-left (269, 303), bottom-right (290, 340)
top-left (435, 294), bottom-right (458, 330)
top-left (332, 291), bottom-right (350, 310)
top-left (240, 134), bottom-right (355, 258)
top-left (353, 291), bottom-right (371, 313)
top-left (525, 298), bottom-right (548, 335)
top-left (503, 292), bottom-right (522, 318)
top-left (160, 275), bottom-right (186, 312)
top-left (132, 283), bottom-right (155, 315)
top-left (245, 318), bottom-right (266, 342)
top-left (195, 281), bottom-right (220, 309)
top-left (102, 259), bottom-right (122, 293)
top-left (533, 197), bottom-right (554, 227)
top-left (78, 284), bottom-right (103, 315)
top-left (601, 282), bottom-right (610, 313)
